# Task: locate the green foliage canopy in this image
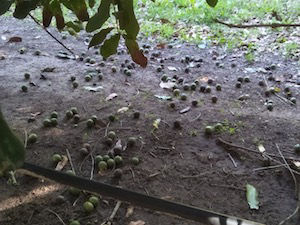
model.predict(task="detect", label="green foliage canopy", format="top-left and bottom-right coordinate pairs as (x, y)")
top-left (0, 0), bottom-right (217, 68)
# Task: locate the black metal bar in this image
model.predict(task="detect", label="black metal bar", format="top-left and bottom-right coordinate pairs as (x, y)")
top-left (21, 162), bottom-right (265, 225)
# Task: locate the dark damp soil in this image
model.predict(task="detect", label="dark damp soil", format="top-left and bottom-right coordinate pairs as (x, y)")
top-left (0, 17), bottom-right (300, 225)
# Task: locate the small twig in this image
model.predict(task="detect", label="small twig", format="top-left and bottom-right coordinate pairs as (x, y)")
top-left (275, 94), bottom-right (291, 105)
top-left (210, 183), bottom-right (244, 191)
top-left (65, 149), bottom-right (75, 173)
top-left (7, 171), bottom-right (17, 185)
top-left (263, 75), bottom-right (270, 89)
top-left (217, 138), bottom-right (300, 162)
top-left (28, 14), bottom-right (75, 57)
top-left (189, 112), bottom-right (202, 122)
top-left (217, 138), bottom-right (257, 160)
top-left (181, 171), bottom-right (213, 179)
top-left (72, 195), bottom-right (81, 206)
top-left (26, 210), bottom-right (35, 225)
top-left (262, 153), bottom-right (300, 176)
top-left (80, 215), bottom-right (98, 222)
top-left (215, 19), bottom-right (300, 29)
top-left (279, 206), bottom-right (299, 225)
top-left (79, 152), bottom-right (93, 173)
top-left (90, 153), bottom-right (95, 180)
top-left (149, 172), bottom-right (161, 178)
top-left (135, 88), bottom-right (140, 95)
top-left (114, 127), bottom-right (132, 131)
top-left (274, 93), bottom-right (296, 106)
top-left (151, 131), bottom-right (159, 140)
top-left (262, 74), bottom-right (291, 107)
top-left (24, 129), bottom-right (28, 149)
top-left (149, 151), bottom-right (157, 158)
top-left (253, 164), bottom-right (289, 172)
top-left (228, 153), bottom-right (237, 168)
top-left (276, 144), bottom-right (298, 198)
top-left (98, 126), bottom-right (134, 132)
top-left (144, 187), bottom-right (149, 196)
top-left (228, 109), bottom-right (235, 116)
top-left (156, 146), bottom-right (173, 151)
top-left (161, 120), bottom-right (170, 127)
top-left (109, 201), bottom-right (122, 220)
top-left (104, 122), bottom-right (110, 137)
top-left (129, 167), bottom-right (135, 181)
top-left (179, 152), bottom-right (184, 159)
top-left (45, 209), bottom-right (66, 225)
top-left (139, 137), bottom-right (145, 151)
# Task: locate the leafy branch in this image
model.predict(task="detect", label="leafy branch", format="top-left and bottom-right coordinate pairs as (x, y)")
top-left (0, 0), bottom-right (218, 67)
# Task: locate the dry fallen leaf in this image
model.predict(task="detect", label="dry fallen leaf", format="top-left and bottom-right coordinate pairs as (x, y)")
top-left (154, 95), bottom-right (172, 100)
top-left (153, 118), bottom-right (161, 130)
top-left (114, 140), bottom-right (122, 149)
top-left (156, 42), bottom-right (166, 49)
top-left (258, 144), bottom-right (265, 153)
top-left (30, 112), bottom-right (41, 118)
top-left (117, 107), bottom-right (129, 113)
top-left (106, 93), bottom-right (118, 101)
top-left (160, 81), bottom-right (176, 89)
top-left (128, 220), bottom-right (145, 225)
top-left (125, 206), bottom-right (134, 218)
top-left (42, 67), bottom-right (55, 72)
top-left (167, 66), bottom-right (178, 71)
top-left (8, 36), bottom-right (22, 43)
top-left (200, 76), bottom-right (209, 82)
top-left (55, 155), bottom-right (68, 171)
top-left (179, 106), bottom-right (191, 114)
top-left (292, 161), bottom-right (300, 171)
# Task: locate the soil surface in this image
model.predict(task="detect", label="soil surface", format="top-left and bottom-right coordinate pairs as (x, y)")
top-left (0, 17), bottom-right (300, 225)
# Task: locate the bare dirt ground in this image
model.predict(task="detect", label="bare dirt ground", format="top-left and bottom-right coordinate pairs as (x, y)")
top-left (0, 17), bottom-right (300, 225)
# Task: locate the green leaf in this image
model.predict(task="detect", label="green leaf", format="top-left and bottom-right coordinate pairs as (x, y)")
top-left (60, 0), bottom-right (89, 21)
top-left (65, 21), bottom-right (83, 33)
top-left (13, 0), bottom-right (40, 19)
top-left (66, 27), bottom-right (77, 36)
top-left (88, 27), bottom-right (114, 49)
top-left (125, 38), bottom-right (147, 68)
top-left (246, 184), bottom-right (259, 210)
top-left (88, 0), bottom-right (96, 8)
top-left (117, 0), bottom-right (139, 39)
top-left (42, 4), bottom-right (53, 27)
top-left (86, 0), bottom-right (112, 32)
top-left (60, 0), bottom-right (72, 10)
top-left (55, 14), bottom-right (65, 30)
top-left (206, 0), bottom-right (218, 7)
top-left (0, 109), bottom-right (25, 173)
top-left (100, 33), bottom-right (120, 59)
top-left (74, 0), bottom-right (89, 21)
top-left (49, 0), bottom-right (65, 30)
top-left (0, 0), bottom-right (14, 16)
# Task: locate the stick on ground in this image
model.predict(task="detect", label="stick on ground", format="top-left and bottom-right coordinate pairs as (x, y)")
top-left (276, 144), bottom-right (298, 198)
top-left (215, 19), bottom-right (300, 29)
top-left (45, 208), bottom-right (66, 225)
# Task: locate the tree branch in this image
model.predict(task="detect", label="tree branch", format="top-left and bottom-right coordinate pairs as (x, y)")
top-left (28, 14), bottom-right (76, 57)
top-left (215, 19), bottom-right (300, 29)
